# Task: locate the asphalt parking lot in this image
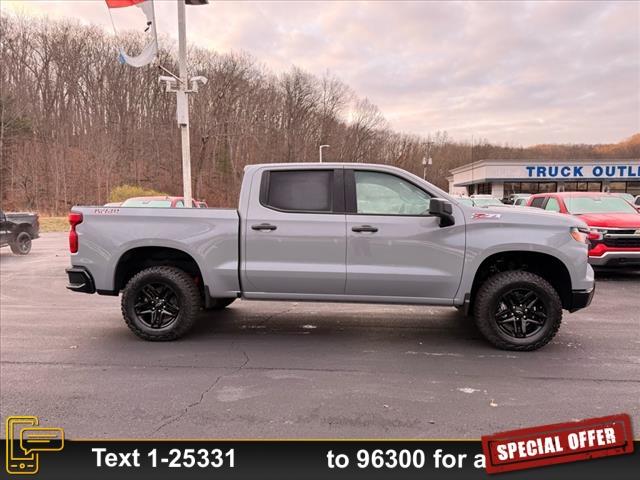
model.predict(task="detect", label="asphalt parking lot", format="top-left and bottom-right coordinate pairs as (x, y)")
top-left (1, 232), bottom-right (639, 439)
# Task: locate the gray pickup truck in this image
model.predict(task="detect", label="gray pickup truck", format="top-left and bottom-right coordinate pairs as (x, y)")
top-left (66, 163), bottom-right (595, 350)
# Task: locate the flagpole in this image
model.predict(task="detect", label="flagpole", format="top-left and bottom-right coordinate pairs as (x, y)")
top-left (176, 0), bottom-right (192, 208)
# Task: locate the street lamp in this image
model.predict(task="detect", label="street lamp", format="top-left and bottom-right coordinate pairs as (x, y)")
top-left (319, 145), bottom-right (330, 163)
top-left (422, 156), bottom-right (432, 180)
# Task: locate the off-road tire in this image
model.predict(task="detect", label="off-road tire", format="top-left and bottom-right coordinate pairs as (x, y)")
top-left (206, 298), bottom-right (236, 310)
top-left (473, 270), bottom-right (562, 351)
top-left (10, 231), bottom-right (32, 255)
top-left (121, 266), bottom-right (201, 341)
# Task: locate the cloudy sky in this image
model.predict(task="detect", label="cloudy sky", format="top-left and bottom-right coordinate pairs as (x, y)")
top-left (3, 0), bottom-right (639, 146)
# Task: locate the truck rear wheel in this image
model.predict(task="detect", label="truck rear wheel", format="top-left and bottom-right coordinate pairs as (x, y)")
top-left (10, 231), bottom-right (32, 255)
top-left (121, 266), bottom-right (201, 341)
top-left (473, 271), bottom-right (562, 351)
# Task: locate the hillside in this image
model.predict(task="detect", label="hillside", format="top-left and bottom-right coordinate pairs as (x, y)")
top-left (1, 14), bottom-right (638, 214)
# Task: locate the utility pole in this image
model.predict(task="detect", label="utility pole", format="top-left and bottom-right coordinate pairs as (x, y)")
top-left (422, 140), bottom-right (433, 180)
top-left (159, 0), bottom-right (209, 208)
top-left (319, 144), bottom-right (330, 163)
top-left (177, 0), bottom-right (191, 207)
top-left (470, 135), bottom-right (474, 195)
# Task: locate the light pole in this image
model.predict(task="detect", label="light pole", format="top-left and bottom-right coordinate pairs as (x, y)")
top-left (422, 156), bottom-right (432, 180)
top-left (422, 140), bottom-right (433, 180)
top-left (176, 0), bottom-right (192, 207)
top-left (319, 144), bottom-right (330, 163)
top-left (158, 0), bottom-right (209, 207)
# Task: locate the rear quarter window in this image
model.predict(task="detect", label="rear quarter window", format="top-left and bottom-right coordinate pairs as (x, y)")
top-left (529, 197), bottom-right (546, 209)
top-left (545, 198), bottom-right (561, 212)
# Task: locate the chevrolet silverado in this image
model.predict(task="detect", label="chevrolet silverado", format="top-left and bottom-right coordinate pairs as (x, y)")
top-left (66, 163), bottom-right (595, 350)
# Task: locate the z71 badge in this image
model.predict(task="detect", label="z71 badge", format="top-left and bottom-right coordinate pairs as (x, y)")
top-left (472, 212), bottom-right (501, 220)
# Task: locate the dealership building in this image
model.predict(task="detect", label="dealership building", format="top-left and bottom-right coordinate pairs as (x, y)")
top-left (447, 159), bottom-right (640, 199)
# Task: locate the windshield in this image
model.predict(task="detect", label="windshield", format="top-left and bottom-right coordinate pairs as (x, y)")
top-left (564, 196), bottom-right (638, 215)
top-left (473, 198), bottom-right (503, 207)
top-left (456, 197), bottom-right (474, 206)
top-left (613, 193), bottom-right (635, 203)
top-left (122, 199), bottom-right (172, 208)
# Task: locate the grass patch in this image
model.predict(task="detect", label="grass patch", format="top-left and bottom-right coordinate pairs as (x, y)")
top-left (39, 216), bottom-right (68, 232)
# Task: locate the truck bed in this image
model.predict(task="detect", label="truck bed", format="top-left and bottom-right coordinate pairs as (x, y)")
top-left (71, 206), bottom-right (240, 297)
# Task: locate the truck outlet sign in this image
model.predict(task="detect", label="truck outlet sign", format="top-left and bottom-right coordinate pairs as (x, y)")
top-left (525, 164), bottom-right (640, 179)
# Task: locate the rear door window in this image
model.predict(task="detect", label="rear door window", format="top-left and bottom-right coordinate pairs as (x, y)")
top-left (264, 170), bottom-right (333, 213)
top-left (529, 197), bottom-right (546, 209)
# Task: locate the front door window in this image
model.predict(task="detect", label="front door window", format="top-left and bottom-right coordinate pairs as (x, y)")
top-left (355, 171), bottom-right (431, 215)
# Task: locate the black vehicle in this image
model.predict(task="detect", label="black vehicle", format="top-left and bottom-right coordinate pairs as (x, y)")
top-left (0, 210), bottom-right (40, 255)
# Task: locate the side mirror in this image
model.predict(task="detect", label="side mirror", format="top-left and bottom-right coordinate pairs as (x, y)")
top-left (429, 198), bottom-right (455, 227)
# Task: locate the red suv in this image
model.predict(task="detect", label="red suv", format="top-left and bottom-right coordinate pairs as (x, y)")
top-left (527, 192), bottom-right (640, 266)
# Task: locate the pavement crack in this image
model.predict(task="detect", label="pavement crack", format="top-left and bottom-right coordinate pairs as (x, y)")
top-left (151, 342), bottom-right (250, 435)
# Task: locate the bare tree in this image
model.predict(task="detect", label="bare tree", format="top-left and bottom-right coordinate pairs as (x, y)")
top-left (0, 13), bottom-right (637, 213)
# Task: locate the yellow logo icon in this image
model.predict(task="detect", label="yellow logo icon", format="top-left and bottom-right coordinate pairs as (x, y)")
top-left (5, 416), bottom-right (64, 475)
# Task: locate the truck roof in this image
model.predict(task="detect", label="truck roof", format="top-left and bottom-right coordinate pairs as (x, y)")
top-left (245, 162), bottom-right (399, 170)
top-left (126, 196), bottom-right (179, 201)
top-left (243, 162), bottom-right (453, 201)
top-left (530, 192), bottom-right (617, 197)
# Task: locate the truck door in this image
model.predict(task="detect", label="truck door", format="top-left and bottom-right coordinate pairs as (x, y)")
top-left (243, 168), bottom-right (347, 295)
top-left (344, 169), bottom-right (465, 301)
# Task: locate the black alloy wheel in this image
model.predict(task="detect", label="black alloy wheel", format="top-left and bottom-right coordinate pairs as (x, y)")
top-left (494, 288), bottom-right (547, 339)
top-left (133, 282), bottom-right (181, 329)
top-left (473, 270), bottom-right (562, 351)
top-left (121, 266), bottom-right (201, 341)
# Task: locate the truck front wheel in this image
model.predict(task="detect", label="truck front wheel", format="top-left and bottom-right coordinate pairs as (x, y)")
top-left (121, 266), bottom-right (201, 341)
top-left (473, 271), bottom-right (562, 351)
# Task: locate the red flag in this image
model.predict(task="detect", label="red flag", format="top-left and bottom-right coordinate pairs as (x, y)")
top-left (105, 0), bottom-right (146, 7)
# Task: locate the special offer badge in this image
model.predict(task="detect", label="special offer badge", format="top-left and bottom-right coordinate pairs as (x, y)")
top-left (482, 413), bottom-right (634, 474)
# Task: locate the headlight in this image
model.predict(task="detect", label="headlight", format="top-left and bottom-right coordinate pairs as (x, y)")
top-left (587, 229), bottom-right (604, 242)
top-left (570, 227), bottom-right (589, 244)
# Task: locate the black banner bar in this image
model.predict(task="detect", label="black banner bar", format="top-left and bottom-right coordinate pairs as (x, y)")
top-left (2, 440), bottom-right (638, 479)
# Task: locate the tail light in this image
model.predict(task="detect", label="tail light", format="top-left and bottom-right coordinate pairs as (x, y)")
top-left (68, 212), bottom-right (83, 253)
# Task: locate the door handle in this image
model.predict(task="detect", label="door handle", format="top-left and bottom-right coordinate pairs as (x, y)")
top-left (251, 223), bottom-right (277, 231)
top-left (352, 225), bottom-right (378, 233)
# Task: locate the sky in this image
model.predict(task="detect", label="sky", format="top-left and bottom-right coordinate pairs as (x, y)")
top-left (2, 0), bottom-right (639, 146)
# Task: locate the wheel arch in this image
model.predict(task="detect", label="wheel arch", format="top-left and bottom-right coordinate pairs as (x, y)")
top-left (467, 250), bottom-right (573, 313)
top-left (113, 246), bottom-right (204, 295)
top-left (15, 222), bottom-right (36, 236)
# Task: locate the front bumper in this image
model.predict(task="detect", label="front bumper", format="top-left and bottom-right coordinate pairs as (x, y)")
top-left (568, 285), bottom-right (595, 313)
top-left (66, 266), bottom-right (96, 294)
top-left (589, 251), bottom-right (640, 266)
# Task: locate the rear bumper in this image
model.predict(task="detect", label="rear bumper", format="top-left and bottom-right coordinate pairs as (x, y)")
top-left (589, 251), bottom-right (640, 266)
top-left (66, 266), bottom-right (95, 294)
top-left (569, 286), bottom-right (595, 313)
